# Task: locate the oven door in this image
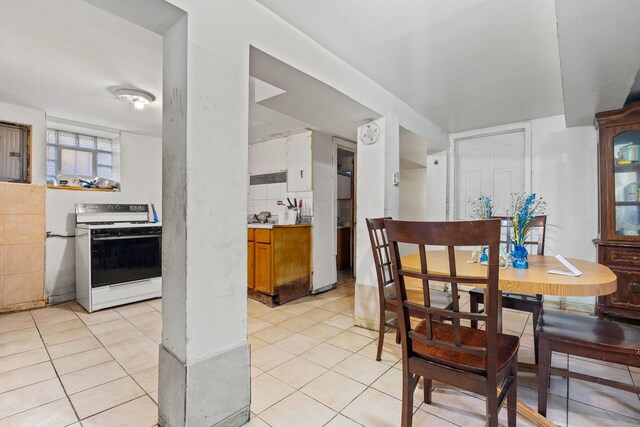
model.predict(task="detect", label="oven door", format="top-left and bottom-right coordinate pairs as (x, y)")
top-left (90, 227), bottom-right (162, 288)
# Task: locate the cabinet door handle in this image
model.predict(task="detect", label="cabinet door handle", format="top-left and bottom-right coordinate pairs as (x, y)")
top-left (628, 282), bottom-right (640, 293)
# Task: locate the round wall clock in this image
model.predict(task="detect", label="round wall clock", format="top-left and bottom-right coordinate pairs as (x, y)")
top-left (358, 121), bottom-right (379, 145)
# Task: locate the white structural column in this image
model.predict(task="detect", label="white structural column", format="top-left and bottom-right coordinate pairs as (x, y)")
top-left (354, 115), bottom-right (400, 329)
top-left (159, 14), bottom-right (250, 427)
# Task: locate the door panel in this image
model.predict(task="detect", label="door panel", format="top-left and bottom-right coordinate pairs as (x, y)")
top-left (455, 131), bottom-right (525, 219)
top-left (608, 268), bottom-right (640, 310)
top-left (254, 243), bottom-right (272, 294)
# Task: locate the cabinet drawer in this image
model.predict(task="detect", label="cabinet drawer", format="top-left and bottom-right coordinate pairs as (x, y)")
top-left (601, 246), bottom-right (640, 268)
top-left (605, 268), bottom-right (640, 311)
top-left (255, 229), bottom-right (271, 244)
top-left (248, 228), bottom-right (255, 242)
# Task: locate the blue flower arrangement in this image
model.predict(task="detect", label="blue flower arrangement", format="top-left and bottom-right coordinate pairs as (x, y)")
top-left (510, 193), bottom-right (546, 268)
top-left (470, 195), bottom-right (494, 220)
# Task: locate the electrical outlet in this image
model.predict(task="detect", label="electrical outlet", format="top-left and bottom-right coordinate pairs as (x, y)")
top-left (393, 171), bottom-right (400, 186)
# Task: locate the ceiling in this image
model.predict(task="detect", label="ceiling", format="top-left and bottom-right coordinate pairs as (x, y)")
top-left (257, 0), bottom-right (565, 133)
top-left (257, 0), bottom-right (640, 131)
top-left (555, 0), bottom-right (640, 125)
top-left (0, 0), bottom-right (163, 136)
top-left (4, 0), bottom-right (640, 156)
top-left (0, 0), bottom-right (388, 145)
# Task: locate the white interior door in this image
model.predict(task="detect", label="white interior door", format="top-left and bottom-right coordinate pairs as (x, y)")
top-left (455, 131), bottom-right (525, 219)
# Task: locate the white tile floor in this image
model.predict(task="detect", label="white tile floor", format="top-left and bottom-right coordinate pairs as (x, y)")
top-left (0, 282), bottom-right (639, 426)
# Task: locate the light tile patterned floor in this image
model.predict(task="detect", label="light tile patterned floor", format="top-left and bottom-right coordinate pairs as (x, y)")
top-left (0, 283), bottom-right (639, 426)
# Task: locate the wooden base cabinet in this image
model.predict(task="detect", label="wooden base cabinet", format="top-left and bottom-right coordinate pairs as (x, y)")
top-left (595, 242), bottom-right (640, 318)
top-left (594, 102), bottom-right (640, 320)
top-left (247, 225), bottom-right (311, 305)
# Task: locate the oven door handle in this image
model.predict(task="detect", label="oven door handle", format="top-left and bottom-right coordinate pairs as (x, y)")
top-left (92, 234), bottom-right (162, 241)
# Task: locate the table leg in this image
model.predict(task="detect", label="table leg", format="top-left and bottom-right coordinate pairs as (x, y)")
top-left (497, 290), bottom-right (503, 333)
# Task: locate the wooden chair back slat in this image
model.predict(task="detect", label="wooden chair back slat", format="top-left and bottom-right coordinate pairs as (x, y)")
top-left (398, 269), bottom-right (488, 285)
top-left (407, 331), bottom-right (488, 357)
top-left (366, 217), bottom-right (394, 304)
top-left (385, 219), bottom-right (501, 375)
top-left (403, 301), bottom-right (486, 322)
top-left (495, 215), bottom-right (547, 256)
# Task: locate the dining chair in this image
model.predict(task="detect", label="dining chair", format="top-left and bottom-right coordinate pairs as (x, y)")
top-left (366, 217), bottom-right (453, 361)
top-left (385, 219), bottom-right (519, 427)
top-left (469, 215), bottom-right (546, 363)
top-left (537, 309), bottom-right (640, 416)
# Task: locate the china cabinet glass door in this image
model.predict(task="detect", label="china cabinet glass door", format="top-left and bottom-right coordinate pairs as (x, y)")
top-left (613, 130), bottom-right (640, 236)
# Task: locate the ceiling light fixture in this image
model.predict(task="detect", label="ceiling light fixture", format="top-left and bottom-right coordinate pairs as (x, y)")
top-left (115, 88), bottom-right (155, 111)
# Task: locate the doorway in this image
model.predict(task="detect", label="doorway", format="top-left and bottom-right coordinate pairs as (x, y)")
top-left (336, 147), bottom-right (355, 284)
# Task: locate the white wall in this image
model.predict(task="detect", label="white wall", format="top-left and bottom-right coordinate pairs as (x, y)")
top-left (399, 168), bottom-right (427, 221)
top-left (430, 114), bottom-right (598, 306)
top-left (355, 116), bottom-right (400, 328)
top-left (45, 131), bottom-right (162, 302)
top-left (426, 151), bottom-right (448, 221)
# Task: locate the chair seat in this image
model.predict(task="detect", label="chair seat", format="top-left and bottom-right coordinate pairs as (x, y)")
top-left (537, 310), bottom-right (640, 354)
top-left (412, 320), bottom-right (519, 375)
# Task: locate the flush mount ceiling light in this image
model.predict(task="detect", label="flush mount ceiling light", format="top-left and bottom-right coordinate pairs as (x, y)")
top-left (115, 88), bottom-right (155, 111)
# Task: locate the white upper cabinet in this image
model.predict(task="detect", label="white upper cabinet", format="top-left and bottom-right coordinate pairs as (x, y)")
top-left (287, 132), bottom-right (312, 192)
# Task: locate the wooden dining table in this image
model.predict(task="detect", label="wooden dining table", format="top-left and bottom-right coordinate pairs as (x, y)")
top-left (400, 250), bottom-right (617, 427)
top-left (401, 250), bottom-right (617, 331)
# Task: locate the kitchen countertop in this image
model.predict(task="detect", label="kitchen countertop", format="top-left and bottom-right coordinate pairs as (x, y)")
top-left (247, 223), bottom-right (311, 229)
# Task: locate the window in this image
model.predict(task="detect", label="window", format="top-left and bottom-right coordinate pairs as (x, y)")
top-left (46, 129), bottom-right (113, 182)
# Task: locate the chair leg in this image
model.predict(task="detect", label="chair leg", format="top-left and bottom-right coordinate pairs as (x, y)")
top-left (470, 293), bottom-right (479, 329)
top-left (423, 378), bottom-right (433, 404)
top-left (537, 337), bottom-right (551, 417)
top-left (485, 387), bottom-right (499, 427)
top-left (376, 316), bottom-right (386, 362)
top-left (395, 328), bottom-right (401, 344)
top-left (532, 305), bottom-right (541, 365)
top-left (401, 372), bottom-right (418, 427)
top-left (507, 363), bottom-right (518, 427)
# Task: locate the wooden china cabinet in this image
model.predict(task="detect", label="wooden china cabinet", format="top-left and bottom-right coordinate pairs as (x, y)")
top-left (594, 102), bottom-right (640, 320)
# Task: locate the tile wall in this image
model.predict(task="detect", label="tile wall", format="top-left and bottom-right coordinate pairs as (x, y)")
top-left (248, 182), bottom-right (313, 217)
top-left (0, 183), bottom-right (46, 310)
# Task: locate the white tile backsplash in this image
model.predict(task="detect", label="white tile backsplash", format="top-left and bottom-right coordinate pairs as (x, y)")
top-left (301, 197), bottom-right (313, 216)
top-left (253, 184), bottom-right (267, 201)
top-left (266, 183), bottom-right (281, 200)
top-left (254, 199), bottom-right (267, 213)
top-left (248, 182), bottom-right (313, 216)
top-left (266, 199), bottom-right (281, 214)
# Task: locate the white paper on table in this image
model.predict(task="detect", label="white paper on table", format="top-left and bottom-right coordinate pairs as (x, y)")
top-left (547, 254), bottom-right (582, 277)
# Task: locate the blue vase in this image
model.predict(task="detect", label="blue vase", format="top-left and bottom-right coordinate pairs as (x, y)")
top-left (480, 246), bottom-right (489, 263)
top-left (511, 244), bottom-right (528, 269)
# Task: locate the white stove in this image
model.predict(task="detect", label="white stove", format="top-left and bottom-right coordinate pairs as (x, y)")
top-left (77, 222), bottom-right (162, 229)
top-left (75, 203), bottom-right (162, 312)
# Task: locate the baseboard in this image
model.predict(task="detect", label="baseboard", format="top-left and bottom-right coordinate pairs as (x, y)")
top-left (543, 299), bottom-right (595, 314)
